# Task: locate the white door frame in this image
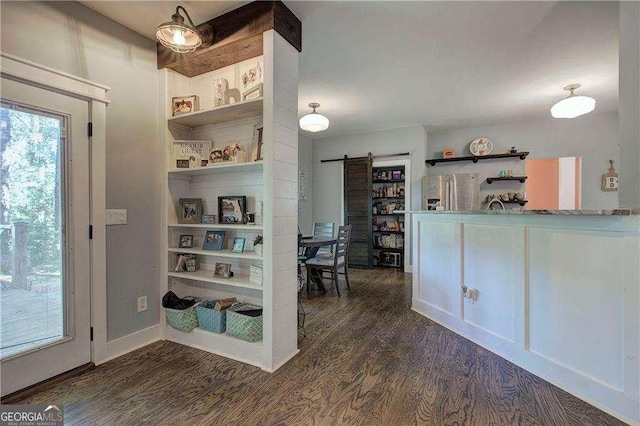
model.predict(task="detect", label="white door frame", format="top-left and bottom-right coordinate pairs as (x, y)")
top-left (0, 53), bottom-right (109, 368)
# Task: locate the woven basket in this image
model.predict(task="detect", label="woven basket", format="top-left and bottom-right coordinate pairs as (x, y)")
top-left (226, 303), bottom-right (263, 342)
top-left (196, 301), bottom-right (226, 334)
top-left (165, 296), bottom-right (204, 333)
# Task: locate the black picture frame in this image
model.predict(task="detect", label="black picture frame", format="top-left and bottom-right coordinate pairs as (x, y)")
top-left (178, 234), bottom-right (194, 248)
top-left (203, 230), bottom-right (226, 250)
top-left (218, 196), bottom-right (247, 224)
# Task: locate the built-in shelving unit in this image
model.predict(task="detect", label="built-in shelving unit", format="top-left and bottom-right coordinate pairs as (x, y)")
top-left (161, 34), bottom-right (299, 372)
top-left (426, 151), bottom-right (529, 166)
top-left (372, 166), bottom-right (406, 268)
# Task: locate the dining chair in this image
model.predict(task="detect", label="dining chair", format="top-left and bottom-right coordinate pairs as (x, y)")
top-left (305, 225), bottom-right (352, 296)
top-left (312, 222), bottom-right (336, 256)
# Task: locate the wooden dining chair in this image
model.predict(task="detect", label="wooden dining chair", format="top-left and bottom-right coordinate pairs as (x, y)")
top-left (305, 225), bottom-right (352, 296)
top-left (312, 222), bottom-right (336, 256)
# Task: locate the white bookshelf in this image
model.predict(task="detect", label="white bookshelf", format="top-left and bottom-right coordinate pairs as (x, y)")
top-left (160, 34), bottom-right (299, 372)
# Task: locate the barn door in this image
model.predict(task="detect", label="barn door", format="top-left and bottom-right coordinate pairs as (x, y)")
top-left (343, 154), bottom-right (373, 268)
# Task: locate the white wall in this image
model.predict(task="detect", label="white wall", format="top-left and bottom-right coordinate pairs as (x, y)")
top-left (427, 112), bottom-right (619, 210)
top-left (618, 1), bottom-right (640, 211)
top-left (1, 2), bottom-right (161, 340)
top-left (312, 126), bottom-right (427, 266)
top-left (298, 134), bottom-right (313, 235)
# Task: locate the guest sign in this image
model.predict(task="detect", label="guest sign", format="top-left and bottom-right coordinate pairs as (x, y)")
top-left (601, 160), bottom-right (618, 192)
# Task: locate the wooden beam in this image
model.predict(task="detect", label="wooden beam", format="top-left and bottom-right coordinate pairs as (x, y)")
top-left (157, 1), bottom-right (301, 77)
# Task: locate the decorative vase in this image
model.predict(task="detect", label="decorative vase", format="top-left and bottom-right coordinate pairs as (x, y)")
top-left (254, 244), bottom-right (262, 256)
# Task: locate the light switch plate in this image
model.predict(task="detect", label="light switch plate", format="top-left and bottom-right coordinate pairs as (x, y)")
top-left (106, 209), bottom-right (127, 225)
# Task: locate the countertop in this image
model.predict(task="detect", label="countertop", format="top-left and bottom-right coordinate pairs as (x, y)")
top-left (397, 209), bottom-right (635, 216)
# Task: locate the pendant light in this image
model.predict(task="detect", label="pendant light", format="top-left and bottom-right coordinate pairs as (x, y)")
top-left (299, 103), bottom-right (329, 132)
top-left (550, 83), bottom-right (596, 119)
top-left (156, 6), bottom-right (204, 53)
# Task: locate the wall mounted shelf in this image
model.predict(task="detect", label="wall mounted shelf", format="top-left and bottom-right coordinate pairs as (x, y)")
top-left (426, 152), bottom-right (529, 166)
top-left (486, 176), bottom-right (528, 184)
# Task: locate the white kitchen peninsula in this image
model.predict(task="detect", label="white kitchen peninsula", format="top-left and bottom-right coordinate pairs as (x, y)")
top-left (406, 209), bottom-right (639, 424)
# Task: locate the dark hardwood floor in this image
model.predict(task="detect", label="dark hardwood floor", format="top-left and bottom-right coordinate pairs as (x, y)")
top-left (3, 268), bottom-right (625, 425)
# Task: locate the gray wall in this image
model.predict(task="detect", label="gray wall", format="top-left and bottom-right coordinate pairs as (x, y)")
top-left (427, 112), bottom-right (619, 210)
top-left (312, 126), bottom-right (427, 266)
top-left (1, 2), bottom-right (161, 340)
top-left (298, 134), bottom-right (313, 235)
top-left (618, 1), bottom-right (640, 210)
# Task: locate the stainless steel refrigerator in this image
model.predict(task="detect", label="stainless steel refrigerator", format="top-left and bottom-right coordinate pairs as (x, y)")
top-left (422, 173), bottom-right (480, 211)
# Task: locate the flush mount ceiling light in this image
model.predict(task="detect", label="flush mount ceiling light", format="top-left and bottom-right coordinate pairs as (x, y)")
top-left (299, 103), bottom-right (329, 132)
top-left (550, 83), bottom-right (596, 119)
top-left (156, 6), bottom-right (208, 53)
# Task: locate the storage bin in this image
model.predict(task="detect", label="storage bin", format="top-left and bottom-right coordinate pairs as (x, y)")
top-left (196, 300), bottom-right (226, 334)
top-left (226, 303), bottom-right (263, 342)
top-left (164, 296), bottom-right (203, 333)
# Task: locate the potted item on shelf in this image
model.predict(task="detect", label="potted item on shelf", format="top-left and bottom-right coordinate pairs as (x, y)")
top-left (253, 235), bottom-right (263, 256)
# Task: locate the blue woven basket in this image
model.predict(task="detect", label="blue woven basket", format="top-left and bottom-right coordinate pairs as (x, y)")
top-left (165, 296), bottom-right (204, 333)
top-left (196, 300), bottom-right (226, 334)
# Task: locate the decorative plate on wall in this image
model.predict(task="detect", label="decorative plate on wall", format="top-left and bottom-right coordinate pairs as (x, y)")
top-left (469, 138), bottom-right (494, 156)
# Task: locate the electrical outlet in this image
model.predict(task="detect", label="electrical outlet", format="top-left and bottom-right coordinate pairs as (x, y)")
top-left (137, 296), bottom-right (147, 313)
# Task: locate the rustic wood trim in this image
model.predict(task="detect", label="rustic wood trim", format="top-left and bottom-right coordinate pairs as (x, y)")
top-left (157, 1), bottom-right (302, 77)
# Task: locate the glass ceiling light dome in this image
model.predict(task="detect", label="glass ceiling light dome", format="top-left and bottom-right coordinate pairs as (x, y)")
top-left (156, 6), bottom-right (202, 53)
top-left (299, 103), bottom-right (329, 132)
top-left (550, 83), bottom-right (596, 119)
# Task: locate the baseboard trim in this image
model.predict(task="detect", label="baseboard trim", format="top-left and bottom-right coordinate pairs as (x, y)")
top-left (1, 362), bottom-right (95, 404)
top-left (262, 349), bottom-right (300, 373)
top-left (100, 324), bottom-right (161, 365)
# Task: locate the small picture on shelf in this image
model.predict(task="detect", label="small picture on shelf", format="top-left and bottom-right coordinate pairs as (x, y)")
top-left (171, 95), bottom-right (199, 116)
top-left (242, 83), bottom-right (263, 101)
top-left (231, 237), bottom-right (246, 253)
top-left (203, 230), bottom-right (226, 250)
top-left (178, 198), bottom-right (203, 224)
top-left (175, 254), bottom-right (198, 272)
top-left (219, 196), bottom-right (247, 224)
top-left (201, 214), bottom-right (217, 224)
top-left (178, 234), bottom-right (194, 248)
top-left (213, 262), bottom-right (232, 279)
top-left (176, 159), bottom-right (189, 168)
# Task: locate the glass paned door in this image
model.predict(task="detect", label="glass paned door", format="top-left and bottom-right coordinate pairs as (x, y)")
top-left (0, 104), bottom-right (66, 358)
top-left (0, 76), bottom-right (91, 397)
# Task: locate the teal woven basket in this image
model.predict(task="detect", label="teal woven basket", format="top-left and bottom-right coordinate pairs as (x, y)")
top-left (226, 303), bottom-right (263, 342)
top-left (196, 301), bottom-right (226, 334)
top-left (165, 296), bottom-right (204, 333)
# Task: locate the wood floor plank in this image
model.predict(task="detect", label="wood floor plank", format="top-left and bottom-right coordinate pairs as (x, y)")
top-left (2, 268), bottom-right (626, 425)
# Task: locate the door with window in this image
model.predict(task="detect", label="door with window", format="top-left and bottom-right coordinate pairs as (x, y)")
top-left (0, 77), bottom-right (91, 396)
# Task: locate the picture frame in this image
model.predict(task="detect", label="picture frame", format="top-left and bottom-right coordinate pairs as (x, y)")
top-left (242, 83), bottom-right (263, 101)
top-left (201, 214), bottom-right (217, 224)
top-left (231, 237), bottom-right (246, 253)
top-left (213, 262), bottom-right (232, 279)
top-left (203, 230), bottom-right (226, 250)
top-left (178, 234), bottom-right (194, 248)
top-left (178, 198), bottom-right (203, 224)
top-left (218, 196), bottom-right (247, 224)
top-left (175, 254), bottom-right (197, 272)
top-left (171, 95), bottom-right (199, 116)
top-left (176, 159), bottom-right (189, 168)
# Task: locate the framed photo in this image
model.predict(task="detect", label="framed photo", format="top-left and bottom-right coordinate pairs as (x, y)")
top-left (213, 262), bottom-right (232, 279)
top-left (231, 237), bottom-right (246, 253)
top-left (201, 214), bottom-right (217, 224)
top-left (208, 149), bottom-right (224, 164)
top-left (175, 254), bottom-right (197, 272)
top-left (242, 83), bottom-right (263, 101)
top-left (171, 95), bottom-right (199, 116)
top-left (218, 196), bottom-right (247, 224)
top-left (203, 230), bottom-right (226, 250)
top-left (176, 159), bottom-right (189, 168)
top-left (178, 234), bottom-right (194, 248)
top-left (178, 198), bottom-right (203, 224)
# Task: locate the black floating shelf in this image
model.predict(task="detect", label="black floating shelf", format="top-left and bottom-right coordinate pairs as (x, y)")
top-left (372, 179), bottom-right (405, 183)
top-left (486, 176), bottom-right (528, 184)
top-left (372, 196), bottom-right (405, 200)
top-left (426, 152), bottom-right (529, 166)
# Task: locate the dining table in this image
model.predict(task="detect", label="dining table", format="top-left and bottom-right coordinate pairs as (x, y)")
top-left (299, 236), bottom-right (337, 292)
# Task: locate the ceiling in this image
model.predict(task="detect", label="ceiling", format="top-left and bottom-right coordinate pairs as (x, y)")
top-left (81, 1), bottom-right (619, 139)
